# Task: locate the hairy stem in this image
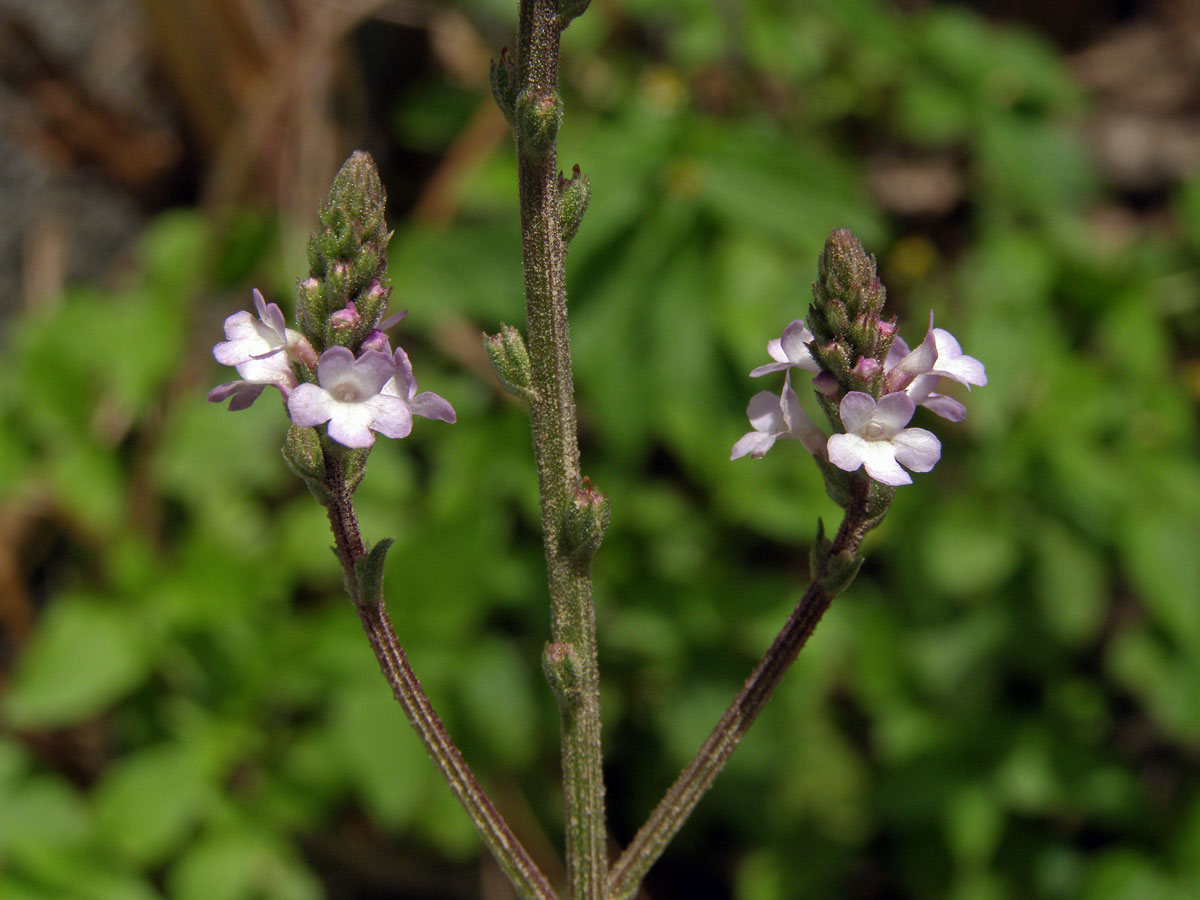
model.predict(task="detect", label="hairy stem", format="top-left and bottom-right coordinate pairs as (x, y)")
top-left (514, 3), bottom-right (607, 899)
top-left (606, 489), bottom-right (879, 900)
top-left (323, 455), bottom-right (559, 900)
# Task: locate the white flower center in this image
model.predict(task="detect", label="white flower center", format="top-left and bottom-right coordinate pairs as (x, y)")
top-left (332, 383), bottom-right (362, 403)
top-left (862, 421), bottom-right (887, 440)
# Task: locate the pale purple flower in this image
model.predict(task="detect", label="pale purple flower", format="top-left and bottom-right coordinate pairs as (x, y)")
top-left (381, 347), bottom-right (456, 424)
top-left (750, 320), bottom-right (821, 377)
top-left (826, 392), bottom-right (941, 486)
top-left (884, 314), bottom-right (987, 422)
top-left (208, 289), bottom-right (307, 410)
top-left (731, 376), bottom-right (827, 460)
top-left (287, 347), bottom-right (412, 448)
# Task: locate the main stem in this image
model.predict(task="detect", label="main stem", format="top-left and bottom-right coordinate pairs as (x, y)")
top-left (606, 490), bottom-right (879, 900)
top-left (322, 455), bottom-right (559, 900)
top-left (515, 3), bottom-right (607, 900)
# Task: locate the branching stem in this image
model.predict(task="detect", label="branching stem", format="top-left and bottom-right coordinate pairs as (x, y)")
top-left (322, 454), bottom-right (559, 900)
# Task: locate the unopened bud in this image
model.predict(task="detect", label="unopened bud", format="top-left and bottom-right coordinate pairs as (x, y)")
top-left (559, 165), bottom-right (591, 245)
top-left (516, 89), bottom-right (563, 158)
top-left (542, 641), bottom-right (584, 709)
top-left (561, 477), bottom-right (610, 563)
top-left (283, 425), bottom-right (328, 503)
top-left (484, 324), bottom-right (535, 401)
top-left (361, 330), bottom-right (391, 354)
top-left (330, 302), bottom-right (360, 331)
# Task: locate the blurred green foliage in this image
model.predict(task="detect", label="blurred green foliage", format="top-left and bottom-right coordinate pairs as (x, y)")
top-left (3, 2), bottom-right (1200, 899)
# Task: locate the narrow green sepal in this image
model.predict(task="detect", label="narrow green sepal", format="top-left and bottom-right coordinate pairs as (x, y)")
top-left (490, 48), bottom-right (518, 127)
top-left (284, 424), bottom-right (324, 480)
top-left (556, 0), bottom-right (591, 26)
top-left (542, 641), bottom-right (584, 709)
top-left (342, 446), bottom-right (372, 494)
top-left (809, 518), bottom-right (832, 580)
top-left (863, 480), bottom-right (895, 529)
top-left (515, 89), bottom-right (563, 158)
top-left (561, 477), bottom-right (610, 563)
top-left (558, 165), bottom-right (590, 245)
top-left (824, 549), bottom-right (864, 599)
top-left (354, 537), bottom-right (395, 608)
top-left (484, 325), bottom-right (536, 401)
top-left (282, 425), bottom-right (329, 503)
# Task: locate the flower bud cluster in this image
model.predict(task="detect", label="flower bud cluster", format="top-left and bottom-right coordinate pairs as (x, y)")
top-left (733, 229), bottom-right (987, 490)
top-left (209, 152), bottom-right (455, 456)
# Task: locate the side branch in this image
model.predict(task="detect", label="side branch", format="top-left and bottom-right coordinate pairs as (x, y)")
top-left (323, 459), bottom-right (560, 900)
top-left (605, 496), bottom-right (877, 900)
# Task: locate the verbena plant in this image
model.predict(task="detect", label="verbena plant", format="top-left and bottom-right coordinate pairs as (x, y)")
top-left (207, 3), bottom-right (984, 899)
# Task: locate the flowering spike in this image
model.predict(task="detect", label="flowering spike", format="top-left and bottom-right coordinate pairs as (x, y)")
top-left (301, 151), bottom-right (394, 351)
top-left (807, 229), bottom-right (894, 397)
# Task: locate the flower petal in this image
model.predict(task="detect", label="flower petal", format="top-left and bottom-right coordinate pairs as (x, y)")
top-left (287, 383), bottom-right (335, 427)
top-left (208, 380), bottom-right (267, 411)
top-left (838, 392), bottom-right (878, 433)
top-left (892, 427), bottom-right (941, 473)
top-left (325, 401), bottom-right (378, 448)
top-left (315, 346), bottom-right (357, 384)
top-left (856, 440), bottom-right (912, 485)
top-left (731, 431), bottom-right (779, 460)
top-left (931, 329), bottom-right (987, 386)
top-left (365, 395), bottom-right (413, 440)
top-left (920, 393), bottom-right (966, 422)
top-left (873, 392), bottom-right (917, 433)
top-left (746, 391), bottom-right (785, 433)
top-left (410, 391), bottom-right (456, 423)
top-left (827, 432), bottom-right (866, 473)
top-left (779, 320), bottom-right (819, 371)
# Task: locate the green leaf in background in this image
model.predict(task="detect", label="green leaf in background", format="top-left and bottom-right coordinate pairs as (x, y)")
top-left (3, 596), bottom-right (152, 729)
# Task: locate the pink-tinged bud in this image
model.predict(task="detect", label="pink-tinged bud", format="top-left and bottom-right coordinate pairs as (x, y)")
top-left (852, 356), bottom-right (881, 380)
top-left (299, 276), bottom-right (320, 292)
top-left (288, 333), bottom-right (319, 369)
top-left (361, 330), bottom-right (391, 354)
top-left (814, 371), bottom-right (840, 396)
top-left (331, 302), bottom-right (360, 331)
top-left (878, 320), bottom-right (896, 338)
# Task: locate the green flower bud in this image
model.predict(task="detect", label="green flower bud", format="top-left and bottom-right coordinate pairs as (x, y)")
top-left (484, 324), bottom-right (535, 402)
top-left (807, 229), bottom-right (895, 397)
top-left (561, 477), bottom-right (610, 564)
top-left (282, 425), bottom-right (329, 503)
top-left (559, 165), bottom-right (591, 245)
top-left (542, 641), bottom-right (584, 710)
top-left (515, 89), bottom-right (563, 159)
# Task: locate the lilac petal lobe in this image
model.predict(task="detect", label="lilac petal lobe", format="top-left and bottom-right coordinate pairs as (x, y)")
top-left (892, 428), bottom-right (941, 472)
top-left (749, 361), bottom-right (793, 378)
top-left (316, 346), bottom-right (357, 384)
top-left (858, 442), bottom-right (912, 486)
top-left (325, 403), bottom-right (377, 448)
top-left (746, 391), bottom-right (784, 432)
top-left (411, 392), bottom-right (456, 423)
top-left (731, 431), bottom-right (778, 460)
top-left (838, 392), bottom-right (878, 432)
top-left (874, 392), bottom-right (917, 431)
top-left (365, 395), bottom-right (414, 439)
top-left (921, 393), bottom-right (967, 422)
top-left (287, 384), bottom-right (335, 427)
top-left (827, 433), bottom-right (866, 473)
